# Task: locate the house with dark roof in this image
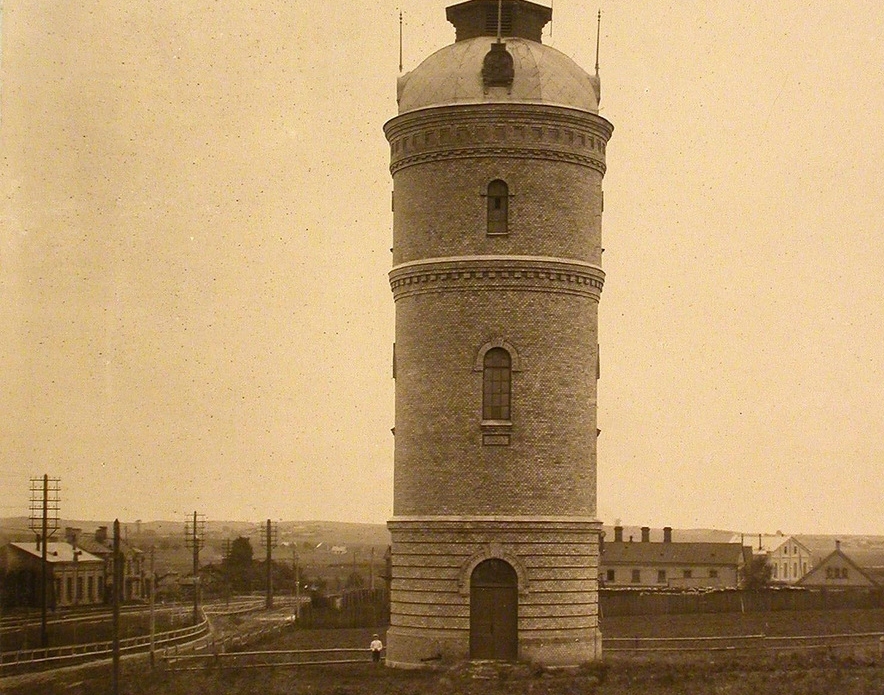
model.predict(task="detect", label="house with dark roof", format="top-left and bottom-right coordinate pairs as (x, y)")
top-left (796, 541), bottom-right (878, 589)
top-left (66, 527), bottom-right (147, 602)
top-left (600, 526), bottom-right (750, 589)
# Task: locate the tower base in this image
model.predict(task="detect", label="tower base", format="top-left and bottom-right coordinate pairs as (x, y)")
top-left (385, 625), bottom-right (603, 669)
top-left (386, 516), bottom-right (603, 668)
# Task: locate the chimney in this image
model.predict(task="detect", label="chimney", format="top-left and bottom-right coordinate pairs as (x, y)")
top-left (641, 526), bottom-right (650, 543)
top-left (599, 531), bottom-right (605, 555)
top-left (65, 527), bottom-right (81, 549)
top-left (35, 534), bottom-right (41, 552)
top-left (613, 525), bottom-right (623, 542)
top-left (95, 526), bottom-right (108, 544)
top-left (663, 527), bottom-right (672, 543)
top-left (836, 539), bottom-right (841, 551)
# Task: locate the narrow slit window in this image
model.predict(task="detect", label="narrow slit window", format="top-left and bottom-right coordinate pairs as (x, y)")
top-left (482, 347), bottom-right (511, 420)
top-left (487, 179), bottom-right (509, 235)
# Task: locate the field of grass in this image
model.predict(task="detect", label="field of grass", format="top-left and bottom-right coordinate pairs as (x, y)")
top-left (5, 610), bottom-right (884, 695)
top-left (6, 648), bottom-right (884, 695)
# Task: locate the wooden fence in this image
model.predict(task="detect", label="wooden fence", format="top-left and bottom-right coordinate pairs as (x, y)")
top-left (164, 646), bottom-right (378, 671)
top-left (601, 587), bottom-right (884, 617)
top-left (164, 632), bottom-right (884, 671)
top-left (0, 615), bottom-right (209, 674)
top-left (605, 631), bottom-right (884, 658)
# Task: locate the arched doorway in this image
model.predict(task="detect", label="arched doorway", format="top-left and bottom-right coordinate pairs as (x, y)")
top-left (470, 558), bottom-right (518, 660)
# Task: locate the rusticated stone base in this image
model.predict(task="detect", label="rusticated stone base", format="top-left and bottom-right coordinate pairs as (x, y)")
top-left (386, 516), bottom-right (603, 668)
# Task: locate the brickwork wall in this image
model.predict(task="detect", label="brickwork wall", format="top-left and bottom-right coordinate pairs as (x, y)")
top-left (384, 95), bottom-right (611, 667)
top-left (392, 157), bottom-right (602, 266)
top-left (386, 518), bottom-right (602, 667)
top-left (385, 104), bottom-right (611, 268)
top-left (392, 288), bottom-right (598, 516)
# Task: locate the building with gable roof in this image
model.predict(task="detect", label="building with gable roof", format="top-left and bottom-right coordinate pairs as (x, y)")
top-left (68, 526), bottom-right (147, 602)
top-left (767, 535), bottom-right (813, 584)
top-left (797, 541), bottom-right (878, 589)
top-left (601, 526), bottom-right (749, 588)
top-left (731, 532), bottom-right (814, 584)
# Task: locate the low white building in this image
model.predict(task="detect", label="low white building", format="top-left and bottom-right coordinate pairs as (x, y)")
top-left (732, 533), bottom-right (814, 584)
top-left (1, 541), bottom-right (105, 608)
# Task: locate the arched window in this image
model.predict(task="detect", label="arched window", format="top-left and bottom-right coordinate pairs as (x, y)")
top-left (482, 348), bottom-right (511, 421)
top-left (486, 179), bottom-right (509, 235)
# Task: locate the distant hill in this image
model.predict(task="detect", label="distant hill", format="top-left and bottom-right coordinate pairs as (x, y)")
top-left (5, 518), bottom-right (884, 568)
top-left (0, 517), bottom-right (34, 543)
top-left (0, 517), bottom-right (391, 549)
top-left (797, 534), bottom-right (884, 568)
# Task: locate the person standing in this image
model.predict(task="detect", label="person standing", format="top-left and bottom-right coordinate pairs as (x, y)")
top-left (370, 633), bottom-right (383, 663)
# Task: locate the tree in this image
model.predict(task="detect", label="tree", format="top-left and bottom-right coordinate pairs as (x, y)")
top-left (741, 554), bottom-right (772, 591)
top-left (223, 537), bottom-right (254, 593)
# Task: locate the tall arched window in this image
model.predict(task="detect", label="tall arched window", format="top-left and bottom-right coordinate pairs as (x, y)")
top-left (486, 179), bottom-right (509, 235)
top-left (482, 347), bottom-right (511, 421)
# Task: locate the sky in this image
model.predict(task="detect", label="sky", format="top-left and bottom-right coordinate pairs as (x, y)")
top-left (1, 1), bottom-right (882, 535)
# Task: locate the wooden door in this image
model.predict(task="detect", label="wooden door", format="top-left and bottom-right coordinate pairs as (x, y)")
top-left (470, 559), bottom-right (518, 660)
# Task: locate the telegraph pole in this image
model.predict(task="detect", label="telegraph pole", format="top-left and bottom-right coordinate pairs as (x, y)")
top-left (266, 520), bottom-right (273, 609)
top-left (293, 545), bottom-right (300, 620)
top-left (184, 512), bottom-right (206, 625)
top-left (222, 538), bottom-right (232, 607)
top-left (112, 519), bottom-right (121, 695)
top-left (41, 478), bottom-right (48, 645)
top-left (149, 545), bottom-right (156, 668)
top-left (29, 475), bottom-right (59, 648)
top-left (260, 520), bottom-right (278, 610)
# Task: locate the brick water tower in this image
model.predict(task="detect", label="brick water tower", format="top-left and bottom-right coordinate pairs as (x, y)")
top-left (384, 0), bottom-right (613, 667)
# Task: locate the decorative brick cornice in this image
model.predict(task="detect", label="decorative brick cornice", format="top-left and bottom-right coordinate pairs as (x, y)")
top-left (391, 147), bottom-right (606, 176)
top-left (385, 103), bottom-right (613, 140)
top-left (389, 255), bottom-right (605, 301)
top-left (384, 104), bottom-right (613, 176)
top-left (388, 516), bottom-right (603, 532)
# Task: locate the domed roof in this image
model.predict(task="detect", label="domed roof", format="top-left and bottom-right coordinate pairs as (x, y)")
top-left (397, 37), bottom-right (600, 115)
